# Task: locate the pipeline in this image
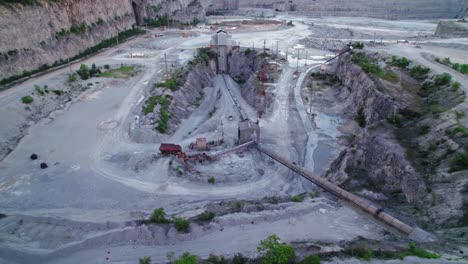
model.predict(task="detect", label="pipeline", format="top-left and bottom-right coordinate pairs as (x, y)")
top-left (256, 144), bottom-right (435, 242)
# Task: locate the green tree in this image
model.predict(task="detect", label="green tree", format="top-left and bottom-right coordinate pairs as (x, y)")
top-left (173, 217), bottom-right (190, 233)
top-left (139, 256), bottom-right (151, 264)
top-left (21, 96), bottom-right (33, 104)
top-left (77, 64), bottom-right (89, 80)
top-left (257, 235), bottom-right (295, 264)
top-left (149, 208), bottom-right (171, 224)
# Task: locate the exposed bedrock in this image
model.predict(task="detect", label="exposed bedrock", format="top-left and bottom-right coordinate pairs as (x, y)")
top-left (325, 53), bottom-right (429, 207)
top-left (0, 0), bottom-right (211, 82)
top-left (0, 0), bottom-right (135, 81)
top-left (435, 20), bottom-right (468, 38)
top-left (211, 0), bottom-right (466, 20)
top-left (228, 50), bottom-right (263, 111)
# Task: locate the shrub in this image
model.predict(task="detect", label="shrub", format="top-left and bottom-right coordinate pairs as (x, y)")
top-left (232, 253), bottom-right (246, 264)
top-left (452, 81), bottom-right (461, 90)
top-left (149, 208), bottom-right (171, 224)
top-left (257, 235), bottom-right (295, 264)
top-left (434, 57), bottom-right (441, 63)
top-left (206, 254), bottom-right (228, 264)
top-left (287, 20), bottom-right (294, 26)
top-left (0, 213), bottom-right (6, 219)
top-left (77, 64), bottom-right (89, 80)
top-left (266, 196), bottom-right (281, 204)
top-left (433, 73), bottom-right (451, 86)
top-left (198, 211), bottom-right (215, 222)
top-left (410, 65), bottom-right (430, 80)
top-left (300, 255), bottom-right (320, 264)
top-left (104, 64), bottom-right (110, 70)
top-left (449, 151), bottom-right (468, 173)
top-left (291, 195), bottom-right (303, 202)
top-left (21, 96), bottom-right (33, 104)
top-left (139, 256), bottom-right (151, 264)
top-left (452, 63), bottom-right (460, 71)
top-left (208, 176), bottom-right (215, 184)
top-left (69, 73), bottom-right (77, 82)
top-left (52, 90), bottom-right (64, 96)
top-left (355, 108), bottom-right (366, 128)
top-left (391, 56), bottom-right (410, 68)
top-left (353, 42), bottom-right (364, 49)
top-left (244, 48), bottom-right (252, 55)
top-left (173, 217), bottom-right (190, 233)
top-left (34, 85), bottom-right (44, 95)
top-left (417, 125), bottom-right (430, 135)
top-left (386, 113), bottom-right (402, 127)
top-left (461, 64), bottom-right (468, 74)
top-left (443, 57), bottom-right (451, 65)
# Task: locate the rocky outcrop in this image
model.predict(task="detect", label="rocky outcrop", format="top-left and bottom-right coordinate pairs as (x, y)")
top-left (325, 53), bottom-right (429, 207)
top-left (167, 60), bottom-right (216, 132)
top-left (435, 20), bottom-right (468, 38)
top-left (228, 50), bottom-right (262, 112)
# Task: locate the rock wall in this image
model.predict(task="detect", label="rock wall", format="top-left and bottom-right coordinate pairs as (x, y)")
top-left (212, 0), bottom-right (466, 19)
top-left (167, 60), bottom-right (217, 133)
top-left (435, 20), bottom-right (468, 38)
top-left (0, 0), bottom-right (135, 81)
top-left (0, 0), bottom-right (211, 82)
top-left (228, 50), bottom-right (262, 111)
top-left (325, 53), bottom-right (429, 208)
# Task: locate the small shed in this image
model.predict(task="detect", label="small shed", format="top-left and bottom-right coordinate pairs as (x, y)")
top-left (196, 138), bottom-right (208, 151)
top-left (159, 144), bottom-right (182, 155)
top-left (238, 120), bottom-right (260, 144)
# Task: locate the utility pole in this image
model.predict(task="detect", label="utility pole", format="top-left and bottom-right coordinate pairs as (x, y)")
top-left (296, 48), bottom-right (300, 72)
top-left (305, 50), bottom-right (308, 65)
top-left (164, 53), bottom-right (169, 80)
top-left (276, 40), bottom-right (279, 58)
top-left (130, 46), bottom-right (133, 58)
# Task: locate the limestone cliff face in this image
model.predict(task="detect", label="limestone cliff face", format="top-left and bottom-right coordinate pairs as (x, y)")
top-left (0, 0), bottom-right (135, 81)
top-left (167, 60), bottom-right (216, 133)
top-left (0, 0), bottom-right (212, 82)
top-left (212, 0), bottom-right (466, 19)
top-left (325, 53), bottom-right (429, 208)
top-left (228, 50), bottom-right (262, 111)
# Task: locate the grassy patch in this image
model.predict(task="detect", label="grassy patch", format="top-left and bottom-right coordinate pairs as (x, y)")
top-left (99, 65), bottom-right (135, 78)
top-left (352, 53), bottom-right (398, 82)
top-left (291, 195), bottom-right (303, 202)
top-left (401, 243), bottom-right (440, 259)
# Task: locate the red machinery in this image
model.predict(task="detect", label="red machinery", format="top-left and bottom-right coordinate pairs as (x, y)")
top-left (159, 144), bottom-right (211, 164)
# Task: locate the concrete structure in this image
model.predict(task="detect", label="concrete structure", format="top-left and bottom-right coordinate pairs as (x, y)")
top-left (211, 30), bottom-right (237, 73)
top-left (196, 138), bottom-right (208, 151)
top-left (238, 120), bottom-right (260, 144)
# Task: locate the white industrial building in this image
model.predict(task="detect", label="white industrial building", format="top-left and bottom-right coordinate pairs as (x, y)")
top-left (211, 30), bottom-right (238, 73)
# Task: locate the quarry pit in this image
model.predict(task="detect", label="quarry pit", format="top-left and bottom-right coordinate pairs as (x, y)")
top-left (0, 2), bottom-right (467, 264)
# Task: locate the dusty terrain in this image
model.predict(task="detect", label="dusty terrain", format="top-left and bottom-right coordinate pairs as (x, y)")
top-left (0, 15), bottom-right (467, 264)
